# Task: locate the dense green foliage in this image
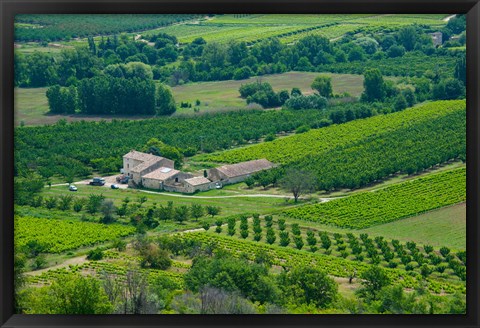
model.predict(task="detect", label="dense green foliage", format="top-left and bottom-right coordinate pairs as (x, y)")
top-left (284, 168), bottom-right (466, 229)
top-left (21, 274), bottom-right (113, 314)
top-left (15, 216), bottom-right (135, 253)
top-left (239, 81), bottom-right (289, 108)
top-left (185, 255), bottom-right (279, 304)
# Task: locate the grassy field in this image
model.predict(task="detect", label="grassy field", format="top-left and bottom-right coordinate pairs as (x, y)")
top-left (14, 72), bottom-right (365, 125)
top-left (360, 203), bottom-right (466, 250)
top-left (171, 71), bottom-right (365, 113)
top-left (40, 184), bottom-right (295, 218)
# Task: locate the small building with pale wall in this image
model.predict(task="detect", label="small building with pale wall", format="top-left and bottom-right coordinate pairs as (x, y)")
top-left (207, 159), bottom-right (274, 185)
top-left (183, 176), bottom-right (214, 193)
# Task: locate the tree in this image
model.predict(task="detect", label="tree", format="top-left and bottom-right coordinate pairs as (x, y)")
top-left (278, 266), bottom-right (338, 308)
top-left (244, 176), bottom-right (255, 188)
top-left (348, 45), bottom-right (365, 61)
top-left (87, 194), bottom-right (105, 215)
top-left (140, 243), bottom-right (172, 270)
top-left (279, 168), bottom-right (317, 202)
top-left (357, 266), bottom-right (391, 301)
top-left (58, 195), bottom-right (73, 211)
top-left (291, 87), bottom-right (302, 97)
top-left (201, 42), bottom-right (228, 68)
top-left (190, 204), bottom-right (205, 221)
top-left (279, 231), bottom-right (290, 247)
top-left (174, 205), bottom-right (190, 224)
top-left (362, 68), bottom-right (386, 102)
top-left (87, 248), bottom-right (104, 261)
top-left (266, 228), bottom-right (276, 245)
top-left (23, 274), bottom-right (112, 314)
top-left (227, 217), bottom-right (236, 236)
top-left (44, 196), bottom-right (58, 209)
top-left (394, 94), bottom-right (408, 111)
top-left (100, 199), bottom-right (117, 224)
top-left (397, 26), bottom-right (417, 51)
top-left (233, 66), bottom-right (253, 80)
top-left (283, 94), bottom-right (327, 110)
top-left (206, 206), bottom-right (221, 218)
top-left (454, 55), bottom-right (466, 85)
top-left (184, 255), bottom-right (279, 304)
top-left (387, 45), bottom-right (406, 58)
top-left (311, 75), bottom-right (333, 98)
top-left (33, 254), bottom-right (47, 270)
top-left (156, 84), bottom-right (176, 115)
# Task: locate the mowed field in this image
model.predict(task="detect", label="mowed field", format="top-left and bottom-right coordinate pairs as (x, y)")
top-left (172, 72), bottom-right (365, 113)
top-left (15, 72), bottom-right (365, 125)
top-left (360, 203), bottom-right (466, 250)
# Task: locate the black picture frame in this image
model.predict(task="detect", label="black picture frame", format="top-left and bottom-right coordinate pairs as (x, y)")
top-left (1, 1), bottom-right (479, 327)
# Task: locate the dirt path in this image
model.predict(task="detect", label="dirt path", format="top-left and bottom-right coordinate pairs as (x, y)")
top-left (26, 255), bottom-right (88, 276)
top-left (137, 189), bottom-right (332, 200)
top-left (443, 14), bottom-right (456, 22)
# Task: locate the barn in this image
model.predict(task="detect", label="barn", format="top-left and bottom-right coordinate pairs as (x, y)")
top-left (207, 159), bottom-right (274, 185)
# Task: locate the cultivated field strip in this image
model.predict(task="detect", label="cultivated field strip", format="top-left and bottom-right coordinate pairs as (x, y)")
top-left (15, 216), bottom-right (136, 253)
top-left (284, 167), bottom-right (466, 229)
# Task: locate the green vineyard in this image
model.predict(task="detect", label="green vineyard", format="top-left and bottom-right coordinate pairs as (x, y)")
top-left (15, 216), bottom-right (136, 253)
top-left (284, 167), bottom-right (466, 229)
top-left (203, 100), bottom-right (465, 165)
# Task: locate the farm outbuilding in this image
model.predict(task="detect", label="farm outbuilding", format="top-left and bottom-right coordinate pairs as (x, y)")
top-left (183, 176), bottom-right (213, 193)
top-left (141, 167), bottom-right (181, 189)
top-left (207, 159), bottom-right (274, 185)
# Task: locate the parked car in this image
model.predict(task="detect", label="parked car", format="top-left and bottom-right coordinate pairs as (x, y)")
top-left (89, 177), bottom-right (105, 186)
top-left (116, 175), bottom-right (129, 184)
top-left (215, 182), bottom-right (222, 189)
top-left (111, 184), bottom-right (119, 189)
top-left (69, 185), bottom-right (77, 191)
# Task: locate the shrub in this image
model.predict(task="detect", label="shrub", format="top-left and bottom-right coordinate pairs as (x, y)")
top-left (87, 248), bottom-right (104, 261)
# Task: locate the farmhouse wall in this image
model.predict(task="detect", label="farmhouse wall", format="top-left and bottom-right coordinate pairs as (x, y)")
top-left (142, 177), bottom-right (164, 190)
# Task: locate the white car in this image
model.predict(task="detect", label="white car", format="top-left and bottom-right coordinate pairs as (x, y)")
top-left (69, 185), bottom-right (78, 191)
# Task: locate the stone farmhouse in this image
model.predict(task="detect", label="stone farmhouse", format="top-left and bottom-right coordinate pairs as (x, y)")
top-left (122, 150), bottom-right (274, 193)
